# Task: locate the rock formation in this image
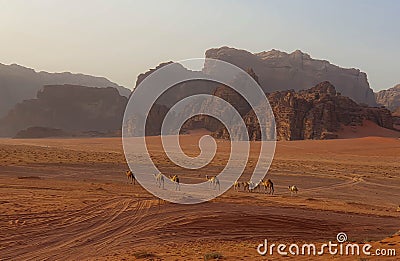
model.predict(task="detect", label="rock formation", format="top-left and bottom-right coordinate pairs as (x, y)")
top-left (134, 62), bottom-right (218, 109)
top-left (124, 103), bottom-right (171, 137)
top-left (191, 81), bottom-right (393, 141)
top-left (204, 47), bottom-right (377, 106)
top-left (180, 68), bottom-right (258, 134)
top-left (0, 63), bottom-right (131, 118)
top-left (0, 85), bottom-right (128, 137)
top-left (375, 84), bottom-right (400, 111)
top-left (392, 106), bottom-right (400, 131)
top-left (14, 127), bottom-right (68, 139)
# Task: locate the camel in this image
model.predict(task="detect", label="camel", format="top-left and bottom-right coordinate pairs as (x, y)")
top-left (262, 179), bottom-right (274, 195)
top-left (247, 181), bottom-right (257, 192)
top-left (206, 175), bottom-right (220, 191)
top-left (169, 175), bottom-right (180, 191)
top-left (241, 181), bottom-right (250, 192)
top-left (233, 181), bottom-right (241, 191)
top-left (288, 185), bottom-right (298, 196)
top-left (125, 170), bottom-right (136, 185)
top-left (154, 172), bottom-right (164, 189)
top-left (256, 181), bottom-right (265, 192)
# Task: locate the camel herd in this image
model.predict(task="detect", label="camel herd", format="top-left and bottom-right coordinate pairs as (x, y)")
top-left (125, 170), bottom-right (299, 196)
top-left (233, 179), bottom-right (275, 194)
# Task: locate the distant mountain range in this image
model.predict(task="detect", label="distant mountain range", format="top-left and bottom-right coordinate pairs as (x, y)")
top-left (0, 63), bottom-right (131, 117)
top-left (0, 46), bottom-right (398, 139)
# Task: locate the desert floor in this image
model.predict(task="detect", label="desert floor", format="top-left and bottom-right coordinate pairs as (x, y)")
top-left (0, 135), bottom-right (399, 260)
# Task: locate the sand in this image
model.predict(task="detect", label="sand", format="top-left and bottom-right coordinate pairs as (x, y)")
top-left (0, 135), bottom-right (399, 260)
top-left (337, 120), bottom-right (400, 139)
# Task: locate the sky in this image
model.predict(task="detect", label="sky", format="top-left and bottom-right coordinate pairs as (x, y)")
top-left (0, 0), bottom-right (399, 91)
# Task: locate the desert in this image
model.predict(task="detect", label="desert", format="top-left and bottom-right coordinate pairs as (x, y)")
top-left (1, 2), bottom-right (400, 260)
top-left (0, 133), bottom-right (399, 260)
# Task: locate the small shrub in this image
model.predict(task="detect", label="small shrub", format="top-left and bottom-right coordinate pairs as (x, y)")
top-left (204, 252), bottom-right (223, 260)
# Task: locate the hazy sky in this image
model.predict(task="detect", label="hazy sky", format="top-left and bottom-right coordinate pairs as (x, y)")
top-left (0, 0), bottom-right (399, 91)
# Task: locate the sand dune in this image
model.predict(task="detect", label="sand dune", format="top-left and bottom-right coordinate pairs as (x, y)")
top-left (337, 120), bottom-right (400, 139)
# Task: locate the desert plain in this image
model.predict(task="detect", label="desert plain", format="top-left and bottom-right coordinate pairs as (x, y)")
top-left (0, 131), bottom-right (399, 260)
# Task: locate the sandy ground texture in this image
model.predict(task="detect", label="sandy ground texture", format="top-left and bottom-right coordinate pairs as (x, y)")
top-left (0, 134), bottom-right (399, 260)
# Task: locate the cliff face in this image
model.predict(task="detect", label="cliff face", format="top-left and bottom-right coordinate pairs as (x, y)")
top-left (181, 68), bottom-right (258, 134)
top-left (204, 47), bottom-right (376, 106)
top-left (0, 85), bottom-right (128, 137)
top-left (0, 63), bottom-right (131, 118)
top-left (375, 84), bottom-right (400, 111)
top-left (392, 107), bottom-right (400, 131)
top-left (245, 82), bottom-right (392, 141)
top-left (134, 62), bottom-right (218, 109)
top-left (186, 81), bottom-right (393, 141)
top-left (124, 103), bottom-right (171, 137)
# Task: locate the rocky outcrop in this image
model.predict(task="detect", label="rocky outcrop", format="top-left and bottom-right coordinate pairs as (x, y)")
top-left (375, 84), bottom-right (400, 111)
top-left (0, 63), bottom-right (131, 118)
top-left (204, 47), bottom-right (377, 106)
top-left (393, 107), bottom-right (400, 117)
top-left (13, 126), bottom-right (121, 139)
top-left (14, 127), bottom-right (68, 139)
top-left (209, 82), bottom-right (394, 140)
top-left (0, 85), bottom-right (128, 137)
top-left (392, 107), bottom-right (400, 130)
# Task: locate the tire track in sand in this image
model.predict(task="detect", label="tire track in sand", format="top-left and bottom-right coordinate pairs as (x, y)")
top-left (0, 197), bottom-right (156, 260)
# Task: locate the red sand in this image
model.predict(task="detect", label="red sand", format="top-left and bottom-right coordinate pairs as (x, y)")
top-left (0, 136), bottom-right (399, 260)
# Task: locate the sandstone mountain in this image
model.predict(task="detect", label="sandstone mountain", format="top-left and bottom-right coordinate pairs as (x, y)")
top-left (123, 103), bottom-right (171, 137)
top-left (375, 84), bottom-right (400, 111)
top-left (182, 81), bottom-right (394, 141)
top-left (133, 55), bottom-right (394, 140)
top-left (134, 61), bottom-right (218, 109)
top-left (0, 63), bottom-right (131, 118)
top-left (393, 107), bottom-right (400, 117)
top-left (392, 106), bottom-right (400, 131)
top-left (0, 85), bottom-right (128, 137)
top-left (249, 82), bottom-right (392, 140)
top-left (180, 68), bottom-right (261, 134)
top-left (204, 47), bottom-right (376, 106)
top-left (134, 46), bottom-right (378, 111)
